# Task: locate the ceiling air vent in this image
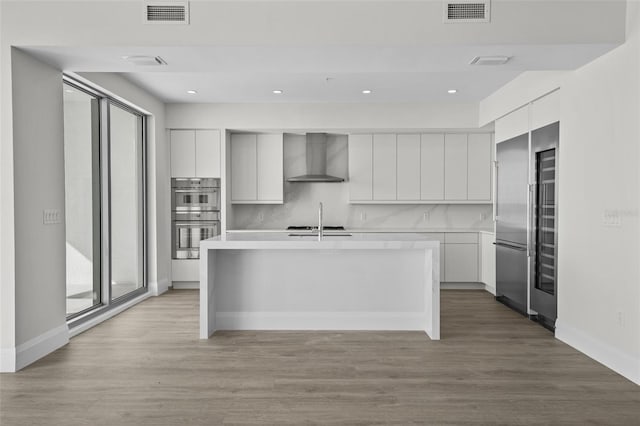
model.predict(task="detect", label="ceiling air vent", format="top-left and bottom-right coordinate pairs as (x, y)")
top-left (144, 1), bottom-right (189, 24)
top-left (469, 55), bottom-right (510, 66)
top-left (443, 1), bottom-right (490, 23)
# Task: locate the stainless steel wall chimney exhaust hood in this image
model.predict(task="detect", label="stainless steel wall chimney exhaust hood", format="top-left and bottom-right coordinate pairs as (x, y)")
top-left (287, 133), bottom-right (345, 183)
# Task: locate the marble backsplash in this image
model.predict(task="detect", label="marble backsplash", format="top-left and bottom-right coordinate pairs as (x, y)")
top-left (229, 133), bottom-right (494, 230)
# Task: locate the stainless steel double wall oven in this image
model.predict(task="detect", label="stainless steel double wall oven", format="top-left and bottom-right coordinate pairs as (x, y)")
top-left (171, 178), bottom-right (221, 259)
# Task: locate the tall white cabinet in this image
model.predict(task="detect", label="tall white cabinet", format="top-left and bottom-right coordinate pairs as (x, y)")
top-left (230, 133), bottom-right (284, 204)
top-left (348, 132), bottom-right (493, 204)
top-left (170, 129), bottom-right (221, 178)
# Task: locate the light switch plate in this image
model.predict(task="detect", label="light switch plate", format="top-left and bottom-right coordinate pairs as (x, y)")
top-left (43, 209), bottom-right (62, 225)
top-left (602, 210), bottom-right (621, 227)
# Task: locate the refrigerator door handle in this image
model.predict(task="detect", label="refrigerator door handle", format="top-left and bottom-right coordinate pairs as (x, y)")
top-left (493, 161), bottom-right (499, 221)
top-left (493, 241), bottom-right (528, 252)
top-left (527, 183), bottom-right (537, 256)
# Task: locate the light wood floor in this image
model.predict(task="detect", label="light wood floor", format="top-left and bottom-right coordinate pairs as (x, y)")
top-left (1, 290), bottom-right (638, 425)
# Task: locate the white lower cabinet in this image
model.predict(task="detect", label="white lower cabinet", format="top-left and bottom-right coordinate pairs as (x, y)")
top-left (443, 233), bottom-right (479, 282)
top-left (171, 259), bottom-right (199, 282)
top-left (480, 232), bottom-right (496, 292)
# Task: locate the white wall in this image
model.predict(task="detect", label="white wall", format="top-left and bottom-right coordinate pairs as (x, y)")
top-left (555, 1), bottom-right (640, 384)
top-left (477, 1), bottom-right (640, 385)
top-left (167, 102), bottom-right (480, 131)
top-left (0, 0), bottom-right (17, 371)
top-left (10, 48), bottom-right (69, 368)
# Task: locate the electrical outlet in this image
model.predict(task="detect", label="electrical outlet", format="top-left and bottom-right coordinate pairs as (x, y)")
top-left (480, 212), bottom-right (488, 221)
top-left (617, 311), bottom-right (625, 328)
top-left (43, 209), bottom-right (62, 225)
top-left (423, 212), bottom-right (430, 222)
top-left (360, 211), bottom-right (366, 221)
top-left (257, 212), bottom-right (264, 222)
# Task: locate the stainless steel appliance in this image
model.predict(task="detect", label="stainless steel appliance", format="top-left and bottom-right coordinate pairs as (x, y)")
top-left (495, 122), bottom-right (559, 330)
top-left (287, 133), bottom-right (345, 182)
top-left (172, 178), bottom-right (220, 211)
top-left (495, 133), bottom-right (530, 315)
top-left (529, 122), bottom-right (559, 329)
top-left (171, 178), bottom-right (220, 259)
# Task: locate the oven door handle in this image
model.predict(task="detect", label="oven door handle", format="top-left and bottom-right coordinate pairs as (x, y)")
top-left (174, 222), bottom-right (219, 226)
top-left (174, 189), bottom-right (217, 193)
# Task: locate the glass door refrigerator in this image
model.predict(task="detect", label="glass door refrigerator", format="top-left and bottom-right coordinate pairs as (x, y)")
top-left (530, 122), bottom-right (559, 330)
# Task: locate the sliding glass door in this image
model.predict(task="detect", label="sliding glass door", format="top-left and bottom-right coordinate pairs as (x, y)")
top-left (109, 103), bottom-right (146, 301)
top-left (63, 78), bottom-right (147, 321)
top-left (63, 84), bottom-right (101, 317)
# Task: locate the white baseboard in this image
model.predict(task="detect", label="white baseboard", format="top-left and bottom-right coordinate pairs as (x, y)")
top-left (484, 285), bottom-right (496, 295)
top-left (215, 311), bottom-right (429, 332)
top-left (0, 347), bottom-right (17, 372)
top-left (556, 319), bottom-right (640, 385)
top-left (13, 324), bottom-right (69, 371)
top-left (441, 282), bottom-right (485, 290)
top-left (69, 292), bottom-right (152, 338)
top-left (150, 278), bottom-right (170, 296)
top-left (172, 281), bottom-right (199, 290)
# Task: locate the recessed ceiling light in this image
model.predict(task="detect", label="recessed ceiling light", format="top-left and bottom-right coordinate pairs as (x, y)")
top-left (187, 90), bottom-right (197, 94)
top-left (273, 90), bottom-right (283, 94)
top-left (65, 89), bottom-right (74, 93)
top-left (448, 89), bottom-right (458, 94)
top-left (362, 90), bottom-right (372, 94)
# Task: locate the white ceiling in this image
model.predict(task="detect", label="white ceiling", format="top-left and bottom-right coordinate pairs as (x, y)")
top-left (26, 42), bottom-right (618, 103)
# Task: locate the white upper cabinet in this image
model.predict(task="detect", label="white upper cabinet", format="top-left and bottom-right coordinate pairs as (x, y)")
top-left (348, 134), bottom-right (373, 201)
top-left (495, 105), bottom-right (529, 143)
top-left (467, 133), bottom-right (492, 201)
top-left (531, 90), bottom-right (560, 131)
top-left (170, 130), bottom-right (196, 177)
top-left (420, 133), bottom-right (445, 200)
top-left (170, 129), bottom-right (221, 178)
top-left (231, 134), bottom-right (257, 201)
top-left (396, 134), bottom-right (421, 201)
top-left (195, 130), bottom-right (221, 178)
top-left (373, 134), bottom-right (397, 201)
top-left (256, 134), bottom-right (284, 202)
top-left (349, 132), bottom-right (492, 204)
top-left (231, 133), bottom-right (283, 204)
top-left (444, 134), bottom-right (468, 201)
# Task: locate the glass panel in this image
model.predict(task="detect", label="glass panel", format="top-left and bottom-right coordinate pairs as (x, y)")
top-left (63, 83), bottom-right (101, 317)
top-left (535, 149), bottom-right (556, 295)
top-left (109, 103), bottom-right (145, 300)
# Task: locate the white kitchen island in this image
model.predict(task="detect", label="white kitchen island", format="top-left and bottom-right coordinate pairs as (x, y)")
top-left (199, 233), bottom-right (440, 340)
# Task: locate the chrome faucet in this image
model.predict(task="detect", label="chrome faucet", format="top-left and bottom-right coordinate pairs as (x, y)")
top-left (318, 202), bottom-right (323, 241)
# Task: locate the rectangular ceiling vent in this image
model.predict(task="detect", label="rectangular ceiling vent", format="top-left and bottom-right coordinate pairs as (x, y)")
top-left (443, 1), bottom-right (490, 23)
top-left (144, 1), bottom-right (189, 24)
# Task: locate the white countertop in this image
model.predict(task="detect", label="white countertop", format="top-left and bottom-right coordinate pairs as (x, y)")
top-left (226, 228), bottom-right (495, 235)
top-left (201, 232), bottom-right (441, 250)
